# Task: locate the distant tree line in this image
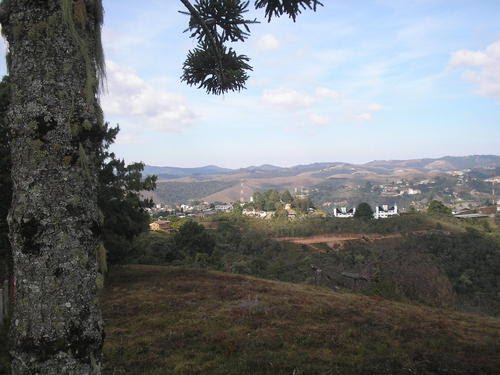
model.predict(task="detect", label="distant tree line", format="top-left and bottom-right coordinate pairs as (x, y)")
top-left (247, 189), bottom-right (314, 217)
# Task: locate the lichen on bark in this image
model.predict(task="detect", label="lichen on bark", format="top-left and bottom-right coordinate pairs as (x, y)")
top-left (1, 0), bottom-right (106, 373)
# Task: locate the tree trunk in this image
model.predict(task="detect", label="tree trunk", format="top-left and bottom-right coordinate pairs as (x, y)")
top-left (1, 1), bottom-right (105, 373)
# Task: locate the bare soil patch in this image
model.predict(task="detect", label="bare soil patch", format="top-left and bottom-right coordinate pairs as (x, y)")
top-left (274, 233), bottom-right (402, 250)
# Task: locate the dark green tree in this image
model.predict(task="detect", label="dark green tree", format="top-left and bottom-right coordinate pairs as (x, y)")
top-left (407, 203), bottom-right (417, 213)
top-left (252, 191), bottom-right (267, 210)
top-left (293, 196), bottom-right (314, 213)
top-left (281, 190), bottom-right (293, 203)
top-left (174, 221), bottom-right (215, 257)
top-left (427, 200), bottom-right (452, 216)
top-left (98, 124), bottom-right (157, 264)
top-left (274, 204), bottom-right (289, 219)
top-left (354, 202), bottom-right (374, 220)
top-left (231, 201), bottom-right (243, 214)
top-left (266, 190), bottom-right (282, 211)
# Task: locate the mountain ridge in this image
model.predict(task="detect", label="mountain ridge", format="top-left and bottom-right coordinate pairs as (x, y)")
top-left (144, 155), bottom-right (500, 179)
top-left (143, 155), bottom-right (500, 205)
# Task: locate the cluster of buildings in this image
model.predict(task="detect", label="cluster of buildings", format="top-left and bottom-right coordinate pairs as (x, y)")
top-left (149, 220), bottom-right (176, 233)
top-left (242, 203), bottom-right (310, 220)
top-left (368, 178), bottom-right (428, 198)
top-left (146, 202), bottom-right (233, 218)
top-left (242, 209), bottom-right (274, 219)
top-left (333, 204), bottom-right (398, 219)
top-left (453, 200), bottom-right (500, 219)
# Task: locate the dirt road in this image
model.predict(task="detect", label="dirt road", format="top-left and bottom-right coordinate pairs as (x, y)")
top-left (274, 233), bottom-right (402, 250)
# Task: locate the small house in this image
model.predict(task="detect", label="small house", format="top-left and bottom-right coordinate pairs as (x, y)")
top-left (333, 207), bottom-right (356, 218)
top-left (374, 204), bottom-right (398, 219)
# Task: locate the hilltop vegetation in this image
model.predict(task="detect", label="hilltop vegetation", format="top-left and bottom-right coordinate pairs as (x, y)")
top-left (102, 265), bottom-right (500, 374)
top-left (153, 180), bottom-right (235, 205)
top-left (131, 212), bottom-right (500, 316)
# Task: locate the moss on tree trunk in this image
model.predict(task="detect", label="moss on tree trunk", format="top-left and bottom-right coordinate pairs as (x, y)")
top-left (1, 1), bottom-right (105, 373)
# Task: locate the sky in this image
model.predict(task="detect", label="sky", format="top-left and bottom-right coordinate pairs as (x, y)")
top-left (1, 0), bottom-right (500, 168)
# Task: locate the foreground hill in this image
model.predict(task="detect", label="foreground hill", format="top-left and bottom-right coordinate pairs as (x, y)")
top-left (102, 265), bottom-right (500, 374)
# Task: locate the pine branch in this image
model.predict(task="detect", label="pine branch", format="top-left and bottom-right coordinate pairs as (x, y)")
top-left (180, 0), bottom-right (322, 94)
top-left (255, 0), bottom-right (323, 22)
top-left (179, 0), bottom-right (224, 77)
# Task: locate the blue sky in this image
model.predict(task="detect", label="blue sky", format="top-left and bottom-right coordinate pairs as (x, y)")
top-left (2, 0), bottom-right (500, 168)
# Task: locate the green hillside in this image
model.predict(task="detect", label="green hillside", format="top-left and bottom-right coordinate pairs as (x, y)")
top-left (128, 213), bottom-right (500, 316)
top-left (102, 265), bottom-right (500, 374)
top-left (154, 180), bottom-right (236, 204)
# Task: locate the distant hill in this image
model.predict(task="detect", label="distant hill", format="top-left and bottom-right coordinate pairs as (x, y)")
top-left (103, 265), bottom-right (500, 374)
top-left (152, 180), bottom-right (236, 204)
top-left (365, 155), bottom-right (500, 171)
top-left (145, 155), bottom-right (500, 204)
top-left (146, 155), bottom-right (500, 179)
top-left (143, 165), bottom-right (232, 179)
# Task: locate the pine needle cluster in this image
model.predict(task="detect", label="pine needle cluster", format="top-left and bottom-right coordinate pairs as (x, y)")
top-left (180, 0), bottom-right (323, 95)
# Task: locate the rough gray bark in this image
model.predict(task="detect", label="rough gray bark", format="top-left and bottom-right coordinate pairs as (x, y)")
top-left (1, 1), bottom-right (105, 373)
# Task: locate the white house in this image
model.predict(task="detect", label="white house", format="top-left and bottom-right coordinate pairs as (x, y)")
top-left (242, 209), bottom-right (274, 219)
top-left (406, 188), bottom-right (422, 195)
top-left (180, 204), bottom-right (194, 213)
top-left (374, 204), bottom-right (398, 219)
top-left (215, 203), bottom-right (233, 212)
top-left (333, 207), bottom-right (356, 218)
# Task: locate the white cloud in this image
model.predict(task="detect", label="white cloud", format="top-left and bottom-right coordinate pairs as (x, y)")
top-left (366, 103), bottom-right (383, 112)
top-left (261, 86), bottom-right (382, 126)
top-left (261, 88), bottom-right (314, 109)
top-left (309, 113), bottom-right (330, 126)
top-left (449, 41), bottom-right (500, 99)
top-left (315, 87), bottom-right (341, 100)
top-left (115, 132), bottom-right (143, 145)
top-left (257, 34), bottom-right (280, 51)
top-left (355, 113), bottom-right (372, 122)
top-left (450, 50), bottom-right (490, 67)
top-left (349, 102), bottom-right (383, 122)
top-left (101, 61), bottom-right (196, 132)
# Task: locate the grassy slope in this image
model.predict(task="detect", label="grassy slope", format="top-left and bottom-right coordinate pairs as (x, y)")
top-left (103, 265), bottom-right (500, 375)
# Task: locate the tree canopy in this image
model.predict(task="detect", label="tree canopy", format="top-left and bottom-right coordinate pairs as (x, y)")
top-left (354, 202), bottom-right (374, 220)
top-left (180, 0), bottom-right (323, 94)
top-left (427, 200), bottom-right (452, 216)
top-left (250, 189), bottom-right (314, 215)
top-left (98, 124), bottom-right (157, 264)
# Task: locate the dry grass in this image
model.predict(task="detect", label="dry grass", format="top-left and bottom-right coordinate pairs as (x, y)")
top-left (102, 265), bottom-right (500, 374)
